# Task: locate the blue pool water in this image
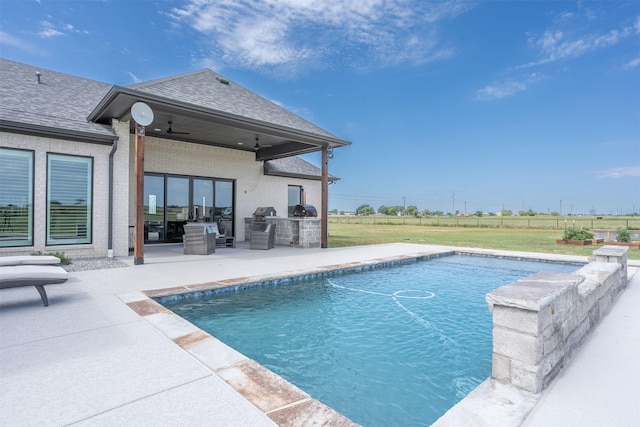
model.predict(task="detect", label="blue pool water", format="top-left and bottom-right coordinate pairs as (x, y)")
top-left (161, 255), bottom-right (579, 426)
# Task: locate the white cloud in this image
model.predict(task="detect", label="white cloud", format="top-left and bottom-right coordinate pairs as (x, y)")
top-left (37, 20), bottom-right (89, 38)
top-left (168, 0), bottom-right (473, 76)
top-left (596, 166), bottom-right (640, 179)
top-left (476, 73), bottom-right (546, 101)
top-left (523, 14), bottom-right (638, 67)
top-left (127, 71), bottom-right (142, 84)
top-left (38, 28), bottom-right (63, 38)
top-left (0, 31), bottom-right (46, 55)
top-left (623, 57), bottom-right (640, 70)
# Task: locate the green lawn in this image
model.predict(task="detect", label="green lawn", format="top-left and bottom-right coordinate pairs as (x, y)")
top-left (327, 223), bottom-right (640, 260)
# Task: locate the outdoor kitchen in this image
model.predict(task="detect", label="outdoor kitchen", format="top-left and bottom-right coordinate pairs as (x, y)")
top-left (245, 206), bottom-right (322, 249)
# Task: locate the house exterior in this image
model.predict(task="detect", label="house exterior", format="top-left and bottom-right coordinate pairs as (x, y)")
top-left (0, 58), bottom-right (349, 258)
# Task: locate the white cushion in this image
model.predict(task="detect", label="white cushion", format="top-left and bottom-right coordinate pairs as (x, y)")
top-left (0, 255), bottom-right (61, 267)
top-left (0, 265), bottom-right (68, 288)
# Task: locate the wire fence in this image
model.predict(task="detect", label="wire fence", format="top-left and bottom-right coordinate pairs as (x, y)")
top-left (328, 215), bottom-right (640, 230)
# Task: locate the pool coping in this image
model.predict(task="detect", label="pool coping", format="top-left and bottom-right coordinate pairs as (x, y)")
top-left (117, 248), bottom-right (589, 426)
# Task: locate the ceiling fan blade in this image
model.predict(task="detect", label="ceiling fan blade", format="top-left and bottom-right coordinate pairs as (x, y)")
top-left (167, 121), bottom-right (190, 135)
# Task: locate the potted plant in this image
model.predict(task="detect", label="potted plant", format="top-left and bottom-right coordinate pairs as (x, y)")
top-left (556, 226), bottom-right (594, 246)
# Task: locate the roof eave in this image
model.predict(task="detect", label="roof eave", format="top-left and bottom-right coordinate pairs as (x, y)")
top-left (0, 120), bottom-right (117, 144)
top-left (87, 87), bottom-right (351, 149)
top-left (263, 169), bottom-right (339, 182)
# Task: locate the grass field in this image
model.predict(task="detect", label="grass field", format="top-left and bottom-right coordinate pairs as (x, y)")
top-left (327, 222), bottom-right (640, 260)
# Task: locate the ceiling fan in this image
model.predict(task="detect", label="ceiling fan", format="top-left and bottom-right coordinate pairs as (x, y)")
top-left (254, 136), bottom-right (272, 151)
top-left (166, 120), bottom-right (190, 135)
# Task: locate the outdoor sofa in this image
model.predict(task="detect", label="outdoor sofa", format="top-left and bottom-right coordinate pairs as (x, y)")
top-left (0, 256), bottom-right (68, 307)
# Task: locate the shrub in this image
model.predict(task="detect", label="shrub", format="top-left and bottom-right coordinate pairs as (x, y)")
top-left (562, 227), bottom-right (594, 241)
top-left (31, 250), bottom-right (71, 265)
top-left (616, 227), bottom-right (631, 243)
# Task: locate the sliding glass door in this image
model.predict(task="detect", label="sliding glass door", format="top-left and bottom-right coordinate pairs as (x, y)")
top-left (215, 180), bottom-right (233, 236)
top-left (193, 179), bottom-right (214, 223)
top-left (143, 174), bottom-right (234, 244)
top-left (144, 175), bottom-right (165, 242)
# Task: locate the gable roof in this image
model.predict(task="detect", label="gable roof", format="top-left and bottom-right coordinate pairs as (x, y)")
top-left (128, 69), bottom-right (336, 139)
top-left (264, 156), bottom-right (338, 181)
top-left (88, 70), bottom-right (350, 161)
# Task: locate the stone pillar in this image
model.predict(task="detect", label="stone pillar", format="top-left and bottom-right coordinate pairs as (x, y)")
top-left (593, 245), bottom-right (628, 288)
top-left (486, 272), bottom-right (583, 393)
top-left (486, 245), bottom-right (628, 394)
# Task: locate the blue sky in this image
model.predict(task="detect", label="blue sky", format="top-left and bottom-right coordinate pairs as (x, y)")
top-left (1, 0), bottom-right (638, 215)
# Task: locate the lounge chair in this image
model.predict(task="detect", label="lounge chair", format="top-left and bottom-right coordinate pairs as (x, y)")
top-left (0, 256), bottom-right (68, 306)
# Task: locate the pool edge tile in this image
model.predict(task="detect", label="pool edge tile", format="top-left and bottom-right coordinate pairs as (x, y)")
top-left (217, 359), bottom-right (310, 414)
top-left (267, 398), bottom-right (360, 427)
top-left (126, 298), bottom-right (170, 317)
top-left (185, 335), bottom-right (249, 372)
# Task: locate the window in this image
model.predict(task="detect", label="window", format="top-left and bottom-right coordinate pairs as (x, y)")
top-left (0, 148), bottom-right (34, 247)
top-left (47, 154), bottom-right (93, 245)
top-left (288, 185), bottom-right (302, 217)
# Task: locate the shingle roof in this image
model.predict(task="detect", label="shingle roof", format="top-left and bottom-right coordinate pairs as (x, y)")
top-left (0, 58), bottom-right (116, 141)
top-left (264, 156), bottom-right (338, 181)
top-left (0, 58), bottom-right (348, 175)
top-left (128, 69), bottom-right (337, 139)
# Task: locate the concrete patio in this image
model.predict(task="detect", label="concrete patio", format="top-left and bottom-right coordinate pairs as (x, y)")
top-left (0, 243), bottom-right (638, 426)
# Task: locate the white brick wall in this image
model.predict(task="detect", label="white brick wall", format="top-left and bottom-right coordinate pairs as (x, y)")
top-left (111, 120), bottom-right (130, 256)
top-left (1, 131), bottom-right (114, 258)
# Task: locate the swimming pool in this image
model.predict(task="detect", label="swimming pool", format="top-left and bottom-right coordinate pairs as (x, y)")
top-left (160, 255), bottom-right (579, 426)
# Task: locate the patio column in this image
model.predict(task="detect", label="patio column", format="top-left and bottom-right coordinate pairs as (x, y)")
top-left (134, 124), bottom-right (145, 265)
top-left (321, 146), bottom-right (329, 248)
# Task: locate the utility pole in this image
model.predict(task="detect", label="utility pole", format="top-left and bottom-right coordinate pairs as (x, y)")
top-left (452, 192), bottom-right (455, 215)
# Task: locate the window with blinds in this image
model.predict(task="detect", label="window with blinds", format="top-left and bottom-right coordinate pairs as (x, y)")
top-left (47, 154), bottom-right (93, 245)
top-left (0, 148), bottom-right (34, 247)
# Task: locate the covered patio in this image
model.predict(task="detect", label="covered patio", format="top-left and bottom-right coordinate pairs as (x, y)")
top-left (88, 69), bottom-right (351, 260)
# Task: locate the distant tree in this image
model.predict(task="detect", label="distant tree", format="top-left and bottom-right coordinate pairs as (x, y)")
top-left (433, 210), bottom-right (444, 216)
top-left (550, 211), bottom-right (560, 216)
top-left (378, 205), bottom-right (389, 215)
top-left (329, 208), bottom-right (338, 215)
top-left (421, 209), bottom-right (432, 217)
top-left (519, 209), bottom-right (536, 216)
top-left (500, 209), bottom-right (513, 216)
top-left (475, 210), bottom-right (484, 217)
top-left (339, 210), bottom-right (345, 215)
top-left (406, 205), bottom-right (419, 217)
top-left (356, 204), bottom-right (375, 216)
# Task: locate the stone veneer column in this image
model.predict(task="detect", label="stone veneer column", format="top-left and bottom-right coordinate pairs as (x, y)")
top-left (485, 245), bottom-right (628, 393)
top-left (486, 271), bottom-right (583, 393)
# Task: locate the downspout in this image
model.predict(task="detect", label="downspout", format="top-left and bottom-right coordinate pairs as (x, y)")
top-left (108, 137), bottom-right (118, 258)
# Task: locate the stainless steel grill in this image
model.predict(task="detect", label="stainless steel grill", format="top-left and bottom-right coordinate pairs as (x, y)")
top-left (252, 207), bottom-right (276, 222)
